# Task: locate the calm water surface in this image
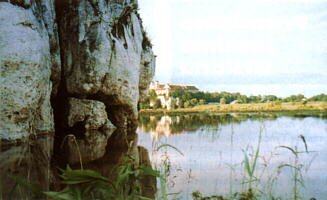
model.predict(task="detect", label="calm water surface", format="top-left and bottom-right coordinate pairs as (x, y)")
top-left (137, 113), bottom-right (327, 200)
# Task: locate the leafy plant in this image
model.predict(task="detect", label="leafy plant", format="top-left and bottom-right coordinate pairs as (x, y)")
top-left (242, 131), bottom-right (262, 193)
top-left (44, 166), bottom-right (115, 200)
top-left (43, 154), bottom-right (160, 200)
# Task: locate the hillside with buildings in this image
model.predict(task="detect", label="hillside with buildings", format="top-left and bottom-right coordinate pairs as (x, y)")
top-left (150, 81), bottom-right (199, 96)
top-left (148, 81), bottom-right (199, 109)
top-left (139, 81), bottom-right (327, 111)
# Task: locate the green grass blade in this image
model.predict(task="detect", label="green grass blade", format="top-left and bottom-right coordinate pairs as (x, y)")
top-left (140, 166), bottom-right (161, 177)
top-left (242, 150), bottom-right (252, 177)
top-left (156, 144), bottom-right (184, 156)
top-left (278, 145), bottom-right (298, 156)
top-left (44, 191), bottom-right (74, 200)
top-left (251, 132), bottom-right (261, 176)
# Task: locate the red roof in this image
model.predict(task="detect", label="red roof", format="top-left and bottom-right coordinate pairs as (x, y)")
top-left (153, 83), bottom-right (199, 91)
top-left (186, 86), bottom-right (198, 90)
top-left (167, 84), bottom-right (198, 90)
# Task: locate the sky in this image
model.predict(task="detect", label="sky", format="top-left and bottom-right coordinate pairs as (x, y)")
top-left (138, 0), bottom-right (327, 97)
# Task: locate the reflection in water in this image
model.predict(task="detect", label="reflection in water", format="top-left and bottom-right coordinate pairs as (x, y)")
top-left (0, 128), bottom-right (156, 199)
top-left (138, 113), bottom-right (248, 141)
top-left (0, 135), bottom-right (53, 199)
top-left (137, 113), bottom-right (327, 200)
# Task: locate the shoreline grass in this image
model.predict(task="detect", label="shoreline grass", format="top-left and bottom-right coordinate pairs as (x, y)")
top-left (140, 101), bottom-right (327, 114)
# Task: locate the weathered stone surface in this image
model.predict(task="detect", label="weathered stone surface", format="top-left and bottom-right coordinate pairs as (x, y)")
top-left (67, 98), bottom-right (111, 129)
top-left (0, 1), bottom-right (60, 197)
top-left (56, 0), bottom-right (155, 118)
top-left (63, 98), bottom-right (116, 165)
top-left (34, 0), bottom-right (61, 98)
top-left (0, 0), bottom-right (155, 198)
top-left (139, 47), bottom-right (156, 99)
top-left (0, 1), bottom-right (58, 139)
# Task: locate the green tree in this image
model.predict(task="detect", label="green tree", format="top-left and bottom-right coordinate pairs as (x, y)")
top-left (309, 94), bottom-right (327, 102)
top-left (237, 95), bottom-right (249, 103)
top-left (184, 101), bottom-right (191, 108)
top-left (139, 96), bottom-right (150, 109)
top-left (170, 98), bottom-right (177, 109)
top-left (199, 99), bottom-right (206, 105)
top-left (154, 98), bottom-right (162, 109)
top-left (190, 98), bottom-right (198, 106)
top-left (283, 94), bottom-right (305, 102)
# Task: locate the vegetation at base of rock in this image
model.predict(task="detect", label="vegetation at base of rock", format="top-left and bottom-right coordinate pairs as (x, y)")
top-left (8, 154), bottom-right (160, 200)
top-left (50, 159), bottom-right (157, 200)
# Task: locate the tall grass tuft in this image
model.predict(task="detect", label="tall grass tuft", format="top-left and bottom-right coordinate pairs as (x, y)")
top-left (241, 130), bottom-right (262, 195)
top-left (277, 135), bottom-right (315, 200)
top-left (151, 142), bottom-right (184, 200)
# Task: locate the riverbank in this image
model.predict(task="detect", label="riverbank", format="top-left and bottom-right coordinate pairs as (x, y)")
top-left (140, 101), bottom-right (327, 114)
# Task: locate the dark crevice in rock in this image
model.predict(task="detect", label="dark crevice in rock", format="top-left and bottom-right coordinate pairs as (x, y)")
top-left (104, 105), bottom-right (138, 162)
top-left (87, 0), bottom-right (100, 16)
top-left (68, 121), bottom-right (87, 139)
top-left (51, 0), bottom-right (71, 171)
top-left (111, 3), bottom-right (136, 39)
top-left (5, 0), bottom-right (31, 9)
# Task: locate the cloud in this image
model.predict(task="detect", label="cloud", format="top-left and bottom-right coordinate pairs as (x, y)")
top-left (262, 0), bottom-right (327, 2)
top-left (139, 0), bottom-right (327, 95)
top-left (171, 73), bottom-right (327, 86)
top-left (179, 16), bottom-right (309, 32)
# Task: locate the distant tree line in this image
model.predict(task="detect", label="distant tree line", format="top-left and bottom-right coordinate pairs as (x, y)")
top-left (139, 90), bottom-right (327, 109)
top-left (139, 90), bottom-right (160, 109)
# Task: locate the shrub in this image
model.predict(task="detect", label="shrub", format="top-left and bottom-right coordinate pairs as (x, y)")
top-left (184, 101), bottom-right (191, 108)
top-left (220, 98), bottom-right (226, 104)
top-left (154, 98), bottom-right (162, 109)
top-left (199, 99), bottom-right (206, 105)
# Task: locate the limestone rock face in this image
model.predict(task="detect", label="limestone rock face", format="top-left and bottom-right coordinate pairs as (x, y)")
top-left (0, 1), bottom-right (60, 139)
top-left (64, 98), bottom-right (116, 164)
top-left (54, 0), bottom-right (155, 167)
top-left (139, 47), bottom-right (156, 99)
top-left (56, 0), bottom-right (155, 117)
top-left (0, 0), bottom-right (155, 198)
top-left (0, 1), bottom-right (60, 197)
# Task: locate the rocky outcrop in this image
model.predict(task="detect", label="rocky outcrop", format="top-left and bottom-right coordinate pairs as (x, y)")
top-left (0, 0), bottom-right (60, 139)
top-left (63, 98), bottom-right (116, 165)
top-left (0, 0), bottom-right (155, 199)
top-left (0, 1), bottom-right (60, 197)
top-left (53, 0), bottom-right (155, 165)
top-left (56, 0), bottom-right (155, 117)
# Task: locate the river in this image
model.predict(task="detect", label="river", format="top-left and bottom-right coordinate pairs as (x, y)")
top-left (137, 112), bottom-right (327, 200)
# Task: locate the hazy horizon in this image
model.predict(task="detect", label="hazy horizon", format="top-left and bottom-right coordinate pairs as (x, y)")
top-left (138, 0), bottom-right (327, 97)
